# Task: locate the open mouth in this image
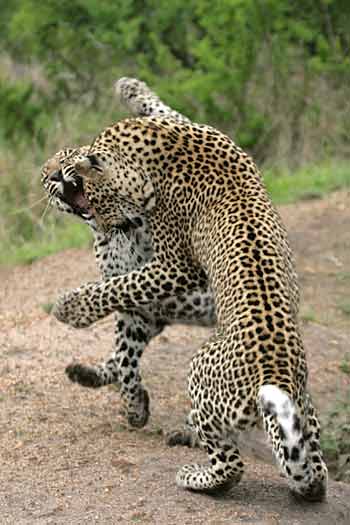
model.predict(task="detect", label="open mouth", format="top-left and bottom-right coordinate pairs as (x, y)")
top-left (61, 177), bottom-right (91, 215)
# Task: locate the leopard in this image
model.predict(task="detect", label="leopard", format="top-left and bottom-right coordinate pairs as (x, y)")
top-left (41, 78), bottom-right (215, 430)
top-left (43, 79), bottom-right (328, 501)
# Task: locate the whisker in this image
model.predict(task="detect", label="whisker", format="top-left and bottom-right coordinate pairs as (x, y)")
top-left (39, 199), bottom-right (52, 227)
top-left (9, 194), bottom-right (48, 215)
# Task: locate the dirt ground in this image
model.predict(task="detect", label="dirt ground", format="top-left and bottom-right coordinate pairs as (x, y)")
top-left (1, 190), bottom-right (350, 524)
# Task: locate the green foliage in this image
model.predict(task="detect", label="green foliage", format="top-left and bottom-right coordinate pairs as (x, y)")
top-left (41, 302), bottom-right (54, 314)
top-left (0, 80), bottom-right (49, 144)
top-left (321, 390), bottom-right (350, 473)
top-left (0, 0), bottom-right (349, 264)
top-left (300, 308), bottom-right (317, 323)
top-left (337, 273), bottom-right (350, 283)
top-left (264, 162), bottom-right (350, 204)
top-left (0, 101), bottom-right (115, 266)
top-left (0, 221), bottom-right (91, 266)
top-left (0, 0), bottom-right (349, 160)
top-left (340, 356), bottom-right (350, 375)
top-left (337, 300), bottom-right (350, 317)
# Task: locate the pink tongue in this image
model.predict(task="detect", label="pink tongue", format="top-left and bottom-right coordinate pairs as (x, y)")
top-left (75, 193), bottom-right (90, 209)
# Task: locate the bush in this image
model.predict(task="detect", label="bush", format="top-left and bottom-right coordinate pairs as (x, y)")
top-left (0, 80), bottom-right (50, 144)
top-left (0, 0), bottom-right (348, 162)
top-left (0, 0), bottom-right (349, 264)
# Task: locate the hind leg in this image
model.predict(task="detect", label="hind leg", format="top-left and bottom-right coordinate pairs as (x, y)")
top-left (176, 337), bottom-right (247, 492)
top-left (176, 410), bottom-right (244, 492)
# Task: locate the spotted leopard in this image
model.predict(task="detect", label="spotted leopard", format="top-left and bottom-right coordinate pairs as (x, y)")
top-left (41, 79), bottom-right (215, 428)
top-left (44, 84), bottom-right (327, 500)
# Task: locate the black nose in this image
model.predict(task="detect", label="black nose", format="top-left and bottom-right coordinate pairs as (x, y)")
top-left (49, 170), bottom-right (62, 182)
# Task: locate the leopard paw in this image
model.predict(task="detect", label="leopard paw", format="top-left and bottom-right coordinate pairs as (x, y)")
top-left (166, 429), bottom-right (200, 448)
top-left (66, 362), bottom-right (103, 388)
top-left (52, 286), bottom-right (95, 328)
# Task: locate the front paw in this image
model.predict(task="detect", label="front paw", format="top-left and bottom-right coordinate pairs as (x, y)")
top-left (52, 287), bottom-right (95, 328)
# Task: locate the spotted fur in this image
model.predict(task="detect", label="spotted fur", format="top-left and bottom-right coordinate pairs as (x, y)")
top-left (42, 79), bottom-right (327, 500)
top-left (115, 77), bottom-right (191, 123)
top-left (41, 80), bottom-right (215, 428)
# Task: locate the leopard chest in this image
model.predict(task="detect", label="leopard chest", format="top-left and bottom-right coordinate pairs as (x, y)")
top-left (93, 227), bottom-right (153, 279)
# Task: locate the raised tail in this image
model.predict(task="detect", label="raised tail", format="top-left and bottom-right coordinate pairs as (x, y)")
top-left (115, 77), bottom-right (191, 124)
top-left (258, 384), bottom-right (327, 501)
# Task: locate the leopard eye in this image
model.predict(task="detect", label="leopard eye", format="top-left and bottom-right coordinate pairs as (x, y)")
top-left (49, 170), bottom-right (62, 182)
top-left (87, 154), bottom-right (100, 169)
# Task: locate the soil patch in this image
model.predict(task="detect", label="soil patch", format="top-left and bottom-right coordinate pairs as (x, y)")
top-left (1, 190), bottom-right (350, 524)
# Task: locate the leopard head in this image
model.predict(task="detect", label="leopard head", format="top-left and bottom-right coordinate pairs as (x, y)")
top-left (70, 129), bottom-right (156, 231)
top-left (41, 146), bottom-right (98, 229)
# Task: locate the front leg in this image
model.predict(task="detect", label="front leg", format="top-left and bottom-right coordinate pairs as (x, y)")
top-left (64, 285), bottom-right (215, 430)
top-left (53, 260), bottom-right (205, 328)
top-left (53, 283), bottom-right (98, 328)
top-left (66, 309), bottom-right (165, 428)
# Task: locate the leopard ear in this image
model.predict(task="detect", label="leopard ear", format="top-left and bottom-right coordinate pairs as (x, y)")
top-left (74, 154), bottom-right (101, 177)
top-left (74, 155), bottom-right (92, 174)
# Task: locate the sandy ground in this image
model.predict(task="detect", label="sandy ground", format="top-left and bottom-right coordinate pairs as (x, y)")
top-left (1, 190), bottom-right (350, 524)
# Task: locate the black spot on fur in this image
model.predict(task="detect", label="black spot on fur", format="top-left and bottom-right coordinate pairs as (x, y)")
top-left (291, 446), bottom-right (300, 462)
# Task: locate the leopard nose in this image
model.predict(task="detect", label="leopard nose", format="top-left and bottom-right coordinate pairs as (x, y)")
top-left (49, 170), bottom-right (62, 182)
